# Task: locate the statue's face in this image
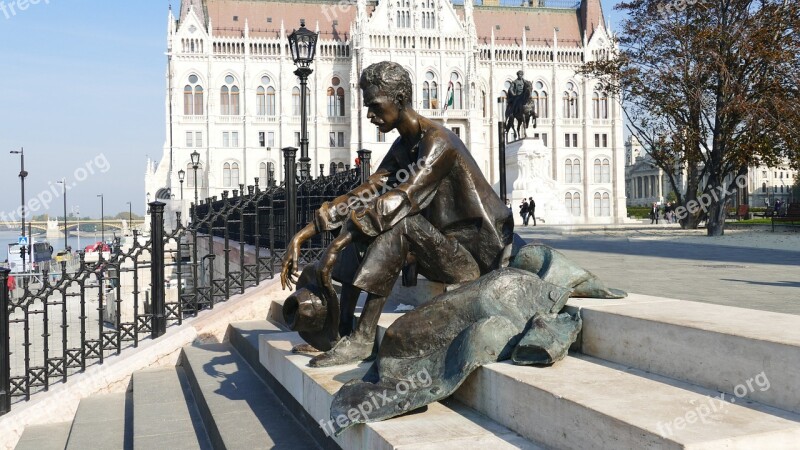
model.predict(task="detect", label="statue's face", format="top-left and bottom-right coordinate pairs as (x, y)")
top-left (362, 84), bottom-right (401, 133)
top-left (517, 71), bottom-right (524, 78)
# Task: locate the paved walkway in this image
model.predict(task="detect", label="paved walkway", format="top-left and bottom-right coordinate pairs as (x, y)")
top-left (515, 225), bottom-right (800, 315)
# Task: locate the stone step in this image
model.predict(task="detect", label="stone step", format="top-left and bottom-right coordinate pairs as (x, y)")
top-left (14, 421), bottom-right (72, 450)
top-left (228, 321), bottom-right (341, 450)
top-left (258, 330), bottom-right (542, 450)
top-left (228, 320), bottom-right (287, 367)
top-left (65, 393), bottom-right (128, 450)
top-left (567, 294), bottom-right (800, 414)
top-left (364, 298), bottom-right (800, 449)
top-left (179, 343), bottom-right (320, 449)
top-left (132, 368), bottom-right (211, 450)
top-left (455, 355), bottom-right (800, 449)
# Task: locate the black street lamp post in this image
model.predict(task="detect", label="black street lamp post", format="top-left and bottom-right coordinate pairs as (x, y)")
top-left (497, 97), bottom-right (508, 203)
top-left (98, 194), bottom-right (104, 243)
top-left (178, 169), bottom-right (185, 200)
top-left (191, 151), bottom-right (200, 206)
top-left (288, 20), bottom-right (319, 181)
top-left (57, 178), bottom-right (68, 250)
top-left (10, 148), bottom-right (27, 272)
top-left (126, 201), bottom-right (133, 232)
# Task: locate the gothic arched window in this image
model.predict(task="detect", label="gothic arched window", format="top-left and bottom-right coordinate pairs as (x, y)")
top-left (223, 162), bottom-right (240, 188)
top-left (423, 71), bottom-right (439, 109)
top-left (565, 158), bottom-right (581, 183)
top-left (327, 77), bottom-right (346, 117)
top-left (449, 73), bottom-right (463, 109)
top-left (184, 75), bottom-right (203, 115)
top-left (220, 75), bottom-right (240, 115)
top-left (563, 81), bottom-right (578, 118)
top-left (593, 84), bottom-right (608, 119)
top-left (533, 81), bottom-right (548, 118)
top-left (257, 75), bottom-right (275, 116)
top-left (257, 86), bottom-right (266, 115)
top-left (186, 162), bottom-right (204, 188)
top-left (292, 87), bottom-right (301, 116)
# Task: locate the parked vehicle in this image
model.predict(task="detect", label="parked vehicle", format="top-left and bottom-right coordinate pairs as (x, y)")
top-left (84, 241), bottom-right (111, 253)
top-left (32, 242), bottom-right (54, 264)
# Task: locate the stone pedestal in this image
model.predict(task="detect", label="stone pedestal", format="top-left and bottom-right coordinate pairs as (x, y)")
top-left (505, 137), bottom-right (574, 225)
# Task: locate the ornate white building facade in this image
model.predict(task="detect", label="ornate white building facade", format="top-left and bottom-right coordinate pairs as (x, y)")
top-left (145, 0), bottom-right (627, 224)
top-left (625, 135), bottom-right (798, 208)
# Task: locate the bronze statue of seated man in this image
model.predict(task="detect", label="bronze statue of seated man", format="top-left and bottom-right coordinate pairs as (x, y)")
top-left (280, 61), bottom-right (514, 367)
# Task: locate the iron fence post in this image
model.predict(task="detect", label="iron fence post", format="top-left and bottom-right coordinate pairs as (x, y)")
top-left (0, 268), bottom-right (10, 415)
top-left (283, 147), bottom-right (298, 240)
top-left (498, 121), bottom-right (507, 202)
top-left (358, 149), bottom-right (372, 183)
top-left (149, 201), bottom-right (167, 338)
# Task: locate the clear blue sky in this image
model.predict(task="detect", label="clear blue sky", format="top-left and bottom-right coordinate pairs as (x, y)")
top-left (0, 0), bottom-right (168, 219)
top-left (0, 0), bottom-right (625, 220)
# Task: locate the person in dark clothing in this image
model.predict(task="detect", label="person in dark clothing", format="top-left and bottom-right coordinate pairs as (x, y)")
top-left (528, 197), bottom-right (536, 226)
top-left (650, 202), bottom-right (659, 224)
top-left (520, 199), bottom-right (530, 225)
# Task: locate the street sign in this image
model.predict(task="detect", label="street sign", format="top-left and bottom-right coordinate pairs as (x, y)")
top-left (17, 236), bottom-right (28, 247)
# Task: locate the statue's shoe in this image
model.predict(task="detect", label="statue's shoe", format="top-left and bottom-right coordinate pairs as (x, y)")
top-left (309, 335), bottom-right (376, 368)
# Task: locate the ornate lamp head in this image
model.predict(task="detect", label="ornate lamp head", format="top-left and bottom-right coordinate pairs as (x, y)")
top-left (190, 150), bottom-right (200, 168)
top-left (288, 20), bottom-right (318, 68)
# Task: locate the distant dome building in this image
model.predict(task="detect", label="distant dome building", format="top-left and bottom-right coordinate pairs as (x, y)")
top-left (146, 0), bottom-right (628, 224)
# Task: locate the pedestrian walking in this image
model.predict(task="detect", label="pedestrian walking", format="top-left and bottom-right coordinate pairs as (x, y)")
top-left (520, 199), bottom-right (530, 226)
top-left (650, 202), bottom-right (659, 224)
top-left (528, 197), bottom-right (536, 226)
top-left (7, 274), bottom-right (16, 300)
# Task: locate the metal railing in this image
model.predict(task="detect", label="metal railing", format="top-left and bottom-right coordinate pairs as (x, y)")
top-left (0, 147), bottom-right (373, 415)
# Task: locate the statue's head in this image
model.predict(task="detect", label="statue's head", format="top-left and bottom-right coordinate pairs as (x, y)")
top-left (360, 62), bottom-right (413, 132)
top-left (517, 70), bottom-right (524, 78)
top-left (360, 61), bottom-right (413, 108)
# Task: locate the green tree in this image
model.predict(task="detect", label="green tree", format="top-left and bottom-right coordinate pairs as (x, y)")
top-left (582, 0), bottom-right (800, 235)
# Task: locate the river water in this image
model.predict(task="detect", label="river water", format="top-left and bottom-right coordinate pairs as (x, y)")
top-left (0, 229), bottom-right (110, 261)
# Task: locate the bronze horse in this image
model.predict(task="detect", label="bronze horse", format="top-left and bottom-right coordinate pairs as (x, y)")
top-left (505, 80), bottom-right (538, 141)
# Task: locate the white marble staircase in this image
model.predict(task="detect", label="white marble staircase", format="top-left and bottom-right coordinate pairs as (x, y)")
top-left (11, 290), bottom-right (800, 449)
top-left (258, 292), bottom-right (800, 449)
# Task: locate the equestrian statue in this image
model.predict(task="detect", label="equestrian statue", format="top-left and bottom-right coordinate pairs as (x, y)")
top-left (504, 70), bottom-right (538, 140)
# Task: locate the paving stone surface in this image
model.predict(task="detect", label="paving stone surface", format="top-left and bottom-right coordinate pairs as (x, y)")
top-left (516, 225), bottom-right (800, 315)
top-left (13, 422), bottom-right (72, 450)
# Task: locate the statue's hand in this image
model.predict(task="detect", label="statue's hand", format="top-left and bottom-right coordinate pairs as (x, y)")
top-left (317, 231), bottom-right (353, 302)
top-left (281, 237), bottom-right (302, 290)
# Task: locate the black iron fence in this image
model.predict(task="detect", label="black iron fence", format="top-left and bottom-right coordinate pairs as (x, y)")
top-left (0, 147), bottom-right (372, 416)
